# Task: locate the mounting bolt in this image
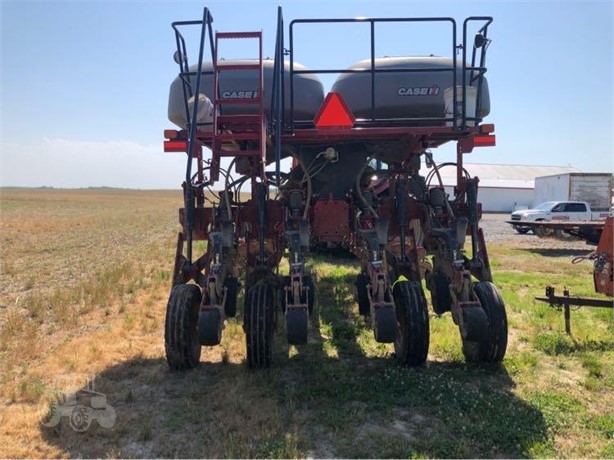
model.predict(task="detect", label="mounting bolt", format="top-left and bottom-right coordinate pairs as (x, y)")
top-left (323, 147), bottom-right (338, 162)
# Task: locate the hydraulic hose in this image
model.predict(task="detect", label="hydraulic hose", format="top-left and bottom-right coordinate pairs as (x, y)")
top-left (424, 152), bottom-right (455, 219)
top-left (294, 154), bottom-right (312, 221)
top-left (224, 158), bottom-right (236, 220)
top-left (356, 158), bottom-right (379, 219)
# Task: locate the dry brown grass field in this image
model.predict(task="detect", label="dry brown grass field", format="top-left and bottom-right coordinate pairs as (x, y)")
top-left (0, 188), bottom-right (612, 458)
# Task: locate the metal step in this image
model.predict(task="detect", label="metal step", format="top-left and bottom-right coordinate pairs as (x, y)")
top-left (217, 114), bottom-right (262, 125)
top-left (215, 63), bottom-right (262, 71)
top-left (214, 97), bottom-right (261, 105)
top-left (216, 31), bottom-right (262, 39)
top-left (216, 132), bottom-right (262, 141)
top-left (210, 30), bottom-right (265, 182)
top-left (215, 149), bottom-right (264, 157)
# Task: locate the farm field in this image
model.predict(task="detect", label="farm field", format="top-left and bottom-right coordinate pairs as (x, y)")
top-left (0, 188), bottom-right (612, 458)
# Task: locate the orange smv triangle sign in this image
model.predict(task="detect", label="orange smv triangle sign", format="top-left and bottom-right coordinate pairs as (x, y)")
top-left (314, 92), bottom-right (355, 129)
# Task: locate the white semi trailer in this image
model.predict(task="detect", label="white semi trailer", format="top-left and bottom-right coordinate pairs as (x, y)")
top-left (534, 173), bottom-right (613, 211)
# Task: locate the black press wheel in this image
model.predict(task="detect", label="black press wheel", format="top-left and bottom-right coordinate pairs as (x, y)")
top-left (427, 271), bottom-right (452, 315)
top-left (224, 277), bottom-right (239, 317)
top-left (355, 273), bottom-right (370, 317)
top-left (462, 281), bottom-right (508, 363)
top-left (374, 307), bottom-right (397, 343)
top-left (303, 275), bottom-right (315, 315)
top-left (393, 281), bottom-right (429, 366)
top-left (286, 308), bottom-right (309, 345)
top-left (198, 308), bottom-right (222, 346)
top-left (164, 283), bottom-right (202, 370)
top-left (244, 283), bottom-right (274, 368)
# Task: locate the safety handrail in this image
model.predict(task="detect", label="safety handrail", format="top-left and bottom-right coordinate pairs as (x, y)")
top-left (287, 16), bottom-right (492, 132)
top-left (171, 26), bottom-right (191, 118)
top-left (289, 17), bottom-right (457, 131)
top-left (462, 17), bottom-right (493, 128)
top-left (171, 18), bottom-right (215, 129)
top-left (171, 10), bottom-right (215, 186)
top-left (171, 7), bottom-right (215, 263)
top-left (270, 6), bottom-right (285, 186)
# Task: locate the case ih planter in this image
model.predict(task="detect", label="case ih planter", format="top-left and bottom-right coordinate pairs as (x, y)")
top-left (162, 6), bottom-right (505, 369)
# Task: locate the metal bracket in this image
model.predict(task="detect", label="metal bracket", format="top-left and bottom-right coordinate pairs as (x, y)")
top-left (535, 286), bottom-right (613, 335)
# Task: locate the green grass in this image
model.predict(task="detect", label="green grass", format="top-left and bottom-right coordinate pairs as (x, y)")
top-left (535, 332), bottom-right (576, 355)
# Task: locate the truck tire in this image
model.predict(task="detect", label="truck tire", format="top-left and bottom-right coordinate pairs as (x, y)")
top-left (513, 225), bottom-right (530, 235)
top-left (554, 229), bottom-right (575, 240)
top-left (533, 222), bottom-right (554, 238)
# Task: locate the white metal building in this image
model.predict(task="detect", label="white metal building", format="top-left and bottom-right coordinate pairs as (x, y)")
top-left (432, 163), bottom-right (580, 212)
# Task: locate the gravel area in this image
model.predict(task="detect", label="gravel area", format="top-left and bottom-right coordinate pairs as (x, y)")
top-left (480, 213), bottom-right (515, 243)
top-left (480, 213), bottom-right (595, 251)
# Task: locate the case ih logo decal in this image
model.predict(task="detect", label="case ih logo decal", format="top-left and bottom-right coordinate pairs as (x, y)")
top-left (397, 86), bottom-right (440, 96)
top-left (222, 90), bottom-right (258, 98)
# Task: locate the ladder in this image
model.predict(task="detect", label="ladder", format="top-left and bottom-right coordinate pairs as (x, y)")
top-left (210, 31), bottom-right (266, 182)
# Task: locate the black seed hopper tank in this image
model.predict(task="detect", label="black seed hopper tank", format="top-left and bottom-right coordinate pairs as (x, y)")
top-left (168, 59), bottom-right (325, 129)
top-left (331, 56), bottom-right (490, 123)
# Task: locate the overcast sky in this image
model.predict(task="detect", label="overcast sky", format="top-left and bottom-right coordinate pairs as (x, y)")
top-left (1, 0), bottom-right (612, 188)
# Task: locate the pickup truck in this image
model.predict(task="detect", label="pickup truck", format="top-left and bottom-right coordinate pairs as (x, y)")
top-left (508, 201), bottom-right (612, 236)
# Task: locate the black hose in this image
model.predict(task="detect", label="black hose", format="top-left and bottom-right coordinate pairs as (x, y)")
top-left (356, 157), bottom-right (379, 219)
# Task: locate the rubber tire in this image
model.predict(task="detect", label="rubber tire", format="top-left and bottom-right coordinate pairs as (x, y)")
top-left (393, 281), bottom-right (430, 366)
top-left (374, 307), bottom-right (397, 343)
top-left (245, 283), bottom-right (274, 368)
top-left (554, 229), bottom-right (575, 241)
top-left (514, 226), bottom-right (530, 235)
top-left (287, 308), bottom-right (308, 345)
top-left (534, 223), bottom-right (553, 238)
top-left (198, 308), bottom-right (222, 346)
top-left (224, 277), bottom-right (239, 317)
top-left (164, 283), bottom-right (202, 370)
top-left (460, 306), bottom-right (490, 342)
top-left (355, 274), bottom-right (370, 317)
top-left (462, 281), bottom-right (508, 363)
top-left (429, 271), bottom-right (452, 315)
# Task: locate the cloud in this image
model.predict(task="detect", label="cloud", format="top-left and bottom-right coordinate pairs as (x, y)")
top-left (1, 138), bottom-right (188, 189)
